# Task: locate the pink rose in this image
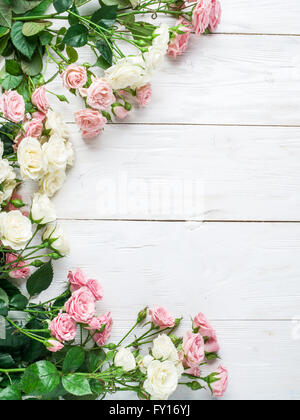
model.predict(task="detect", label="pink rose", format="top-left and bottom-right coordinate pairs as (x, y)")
top-left (50, 311), bottom-right (77, 343)
top-left (86, 279), bottom-right (104, 301)
top-left (68, 269), bottom-right (88, 293)
top-left (91, 312), bottom-right (113, 347)
top-left (46, 339), bottom-right (64, 353)
top-left (86, 77), bottom-right (115, 111)
top-left (149, 306), bottom-right (175, 328)
top-left (65, 287), bottom-right (96, 324)
top-left (167, 19), bottom-right (191, 58)
top-left (136, 83), bottom-right (152, 107)
top-left (185, 366), bottom-right (201, 377)
top-left (182, 331), bottom-right (205, 367)
top-left (32, 111), bottom-right (46, 121)
top-left (24, 118), bottom-right (43, 139)
top-left (31, 86), bottom-right (50, 114)
top-left (205, 332), bottom-right (220, 353)
top-left (6, 253), bottom-right (30, 279)
top-left (211, 365), bottom-right (228, 397)
top-left (75, 109), bottom-right (107, 139)
top-left (193, 312), bottom-right (215, 338)
top-left (113, 105), bottom-right (129, 120)
top-left (0, 90), bottom-right (25, 123)
top-left (61, 64), bottom-right (87, 90)
top-left (209, 0), bottom-right (221, 32)
top-left (192, 0), bottom-right (212, 35)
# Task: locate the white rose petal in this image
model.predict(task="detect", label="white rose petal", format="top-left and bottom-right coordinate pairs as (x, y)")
top-left (31, 192), bottom-right (56, 225)
top-left (46, 110), bottom-right (69, 139)
top-left (0, 159), bottom-right (12, 184)
top-left (40, 169), bottom-right (66, 197)
top-left (42, 134), bottom-right (69, 172)
top-left (65, 141), bottom-right (75, 167)
top-left (0, 210), bottom-right (32, 250)
top-left (114, 347), bottom-right (137, 372)
top-left (144, 360), bottom-right (179, 400)
top-left (138, 354), bottom-right (154, 374)
top-left (43, 223), bottom-right (70, 256)
top-left (2, 179), bottom-right (17, 202)
top-left (105, 56), bottom-right (150, 90)
top-left (152, 334), bottom-right (178, 362)
top-left (17, 137), bottom-right (45, 180)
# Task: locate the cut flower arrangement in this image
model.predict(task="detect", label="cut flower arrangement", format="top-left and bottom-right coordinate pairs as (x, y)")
top-left (0, 269), bottom-right (228, 400)
top-left (0, 0), bottom-right (226, 400)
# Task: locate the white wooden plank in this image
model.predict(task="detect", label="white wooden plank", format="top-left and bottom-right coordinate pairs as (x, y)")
top-left (103, 320), bottom-right (300, 400)
top-left (48, 35), bottom-right (300, 126)
top-left (31, 125), bottom-right (300, 222)
top-left (29, 220), bottom-right (300, 320)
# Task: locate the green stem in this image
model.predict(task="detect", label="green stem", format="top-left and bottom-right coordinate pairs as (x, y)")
top-left (0, 368), bottom-right (25, 373)
top-left (12, 14), bottom-right (68, 22)
top-left (117, 321), bottom-right (139, 347)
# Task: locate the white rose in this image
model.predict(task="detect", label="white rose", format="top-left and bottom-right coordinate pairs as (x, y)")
top-left (152, 334), bottom-right (178, 362)
top-left (31, 192), bottom-right (56, 225)
top-left (2, 179), bottom-right (17, 201)
top-left (0, 191), bottom-right (4, 205)
top-left (0, 210), bottom-right (32, 250)
top-left (40, 170), bottom-right (66, 197)
top-left (105, 56), bottom-right (150, 90)
top-left (65, 141), bottom-right (75, 167)
top-left (0, 141), bottom-right (3, 158)
top-left (114, 347), bottom-right (137, 372)
top-left (153, 24), bottom-right (170, 52)
top-left (144, 360), bottom-right (179, 400)
top-left (42, 135), bottom-right (69, 172)
top-left (138, 354), bottom-right (154, 374)
top-left (0, 159), bottom-right (11, 184)
top-left (45, 110), bottom-right (69, 139)
top-left (43, 223), bottom-right (70, 255)
top-left (17, 137), bottom-right (45, 180)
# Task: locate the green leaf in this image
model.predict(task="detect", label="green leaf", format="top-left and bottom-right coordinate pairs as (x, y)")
top-left (0, 26), bottom-right (9, 38)
top-left (25, 0), bottom-right (52, 16)
top-left (0, 279), bottom-right (19, 298)
top-left (62, 374), bottom-right (92, 396)
top-left (10, 22), bottom-right (37, 59)
top-left (125, 21), bottom-right (156, 46)
top-left (68, 4), bottom-right (80, 25)
top-left (96, 38), bottom-right (112, 66)
top-left (53, 0), bottom-right (73, 13)
top-left (94, 55), bottom-right (110, 70)
top-left (26, 261), bottom-right (53, 297)
top-left (2, 74), bottom-right (23, 91)
top-left (9, 294), bottom-right (28, 311)
top-left (21, 361), bottom-right (60, 396)
top-left (22, 21), bottom-right (51, 37)
top-left (183, 381), bottom-right (204, 391)
top-left (87, 348), bottom-right (106, 372)
top-left (0, 300), bottom-right (8, 316)
top-left (0, 2), bottom-right (12, 28)
top-left (0, 34), bottom-right (9, 55)
top-left (0, 353), bottom-right (15, 368)
top-left (21, 49), bottom-right (43, 76)
top-left (91, 5), bottom-right (118, 29)
top-left (66, 45), bottom-right (78, 63)
top-left (62, 347), bottom-right (85, 374)
top-left (5, 59), bottom-right (22, 76)
top-left (63, 24), bottom-right (88, 47)
top-left (10, 1), bottom-right (42, 14)
top-left (0, 386), bottom-right (21, 401)
top-left (0, 287), bottom-right (9, 305)
top-left (39, 30), bottom-right (53, 46)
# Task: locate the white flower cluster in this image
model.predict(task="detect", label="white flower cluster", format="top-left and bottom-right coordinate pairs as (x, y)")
top-left (17, 111), bottom-right (74, 197)
top-left (105, 24), bottom-right (170, 90)
top-left (114, 334), bottom-right (183, 400)
top-left (0, 142), bottom-right (17, 207)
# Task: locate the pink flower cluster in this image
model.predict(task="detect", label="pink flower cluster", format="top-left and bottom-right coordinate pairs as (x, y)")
top-left (167, 19), bottom-right (192, 58)
top-left (48, 269), bottom-right (113, 352)
top-left (60, 64), bottom-right (152, 139)
top-left (5, 253), bottom-right (30, 279)
top-left (148, 306), bottom-right (228, 397)
top-left (192, 0), bottom-right (222, 35)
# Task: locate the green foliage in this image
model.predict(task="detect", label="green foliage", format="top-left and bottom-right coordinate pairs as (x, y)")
top-left (0, 2), bottom-right (12, 28)
top-left (0, 385), bottom-right (21, 401)
top-left (26, 261), bottom-right (54, 297)
top-left (53, 0), bottom-right (73, 13)
top-left (21, 49), bottom-right (43, 76)
top-left (21, 361), bottom-right (60, 396)
top-left (2, 74), bottom-right (23, 90)
top-left (5, 59), bottom-right (22, 76)
top-left (96, 38), bottom-right (112, 66)
top-left (0, 123), bottom-right (16, 156)
top-left (87, 348), bottom-right (106, 372)
top-left (63, 24), bottom-right (88, 47)
top-left (66, 45), bottom-right (78, 63)
top-left (22, 21), bottom-right (52, 37)
top-left (62, 373), bottom-right (92, 396)
top-left (10, 22), bottom-right (37, 59)
top-left (62, 347), bottom-right (85, 374)
top-left (91, 5), bottom-right (118, 29)
top-left (9, 294), bottom-right (28, 311)
top-left (10, 1), bottom-right (42, 15)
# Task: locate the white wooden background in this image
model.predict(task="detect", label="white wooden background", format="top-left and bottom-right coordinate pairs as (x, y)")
top-left (24, 0), bottom-right (300, 400)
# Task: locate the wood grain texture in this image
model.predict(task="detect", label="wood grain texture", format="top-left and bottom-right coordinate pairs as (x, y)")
top-left (48, 35), bottom-right (300, 126)
top-left (29, 220), bottom-right (300, 320)
top-left (33, 125), bottom-right (300, 222)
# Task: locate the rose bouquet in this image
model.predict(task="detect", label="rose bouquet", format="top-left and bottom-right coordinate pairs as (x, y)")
top-left (0, 0), bottom-right (221, 138)
top-left (0, 83), bottom-right (72, 289)
top-left (0, 269), bottom-right (228, 400)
